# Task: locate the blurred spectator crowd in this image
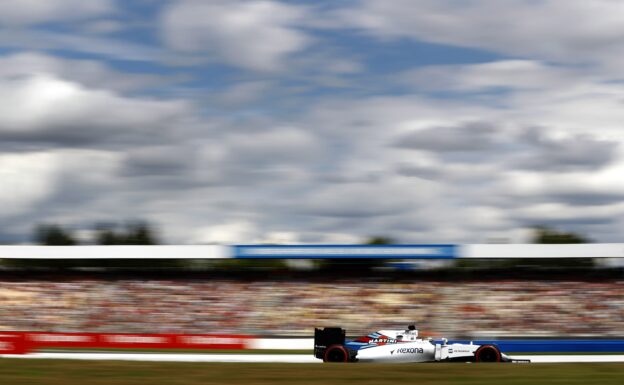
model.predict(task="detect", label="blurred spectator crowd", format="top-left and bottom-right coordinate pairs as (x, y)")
top-left (0, 277), bottom-right (622, 337)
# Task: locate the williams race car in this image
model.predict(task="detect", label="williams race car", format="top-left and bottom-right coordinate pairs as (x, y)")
top-left (314, 326), bottom-right (529, 363)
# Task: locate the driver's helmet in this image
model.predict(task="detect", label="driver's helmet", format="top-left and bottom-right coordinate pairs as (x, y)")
top-left (405, 325), bottom-right (419, 337)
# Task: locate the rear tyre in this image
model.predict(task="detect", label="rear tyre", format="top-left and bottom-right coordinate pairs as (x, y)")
top-left (475, 345), bottom-right (502, 362)
top-left (324, 345), bottom-right (349, 363)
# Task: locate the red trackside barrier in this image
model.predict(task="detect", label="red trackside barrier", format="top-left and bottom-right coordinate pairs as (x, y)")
top-left (0, 333), bottom-right (29, 354)
top-left (0, 332), bottom-right (253, 352)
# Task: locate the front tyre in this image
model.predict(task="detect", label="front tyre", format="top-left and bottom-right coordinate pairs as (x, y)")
top-left (475, 345), bottom-right (502, 362)
top-left (324, 345), bottom-right (349, 363)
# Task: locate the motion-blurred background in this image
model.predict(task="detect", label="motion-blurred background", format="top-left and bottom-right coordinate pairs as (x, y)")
top-left (2, 0), bottom-right (624, 349)
top-left (1, 225), bottom-right (622, 340)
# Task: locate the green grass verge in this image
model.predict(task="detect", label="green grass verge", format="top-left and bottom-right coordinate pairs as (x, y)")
top-left (1, 360), bottom-right (624, 385)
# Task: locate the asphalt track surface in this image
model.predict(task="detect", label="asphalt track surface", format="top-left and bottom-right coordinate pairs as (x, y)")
top-left (3, 352), bottom-right (624, 363)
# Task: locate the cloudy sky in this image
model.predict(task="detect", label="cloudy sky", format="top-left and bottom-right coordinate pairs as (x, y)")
top-left (2, 0), bottom-right (624, 244)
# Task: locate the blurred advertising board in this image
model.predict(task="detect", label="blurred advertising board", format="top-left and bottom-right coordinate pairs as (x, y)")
top-left (0, 333), bottom-right (29, 354)
top-left (234, 244), bottom-right (457, 259)
top-left (0, 332), bottom-right (253, 351)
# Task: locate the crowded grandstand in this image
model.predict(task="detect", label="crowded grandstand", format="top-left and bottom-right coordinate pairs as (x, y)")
top-left (1, 272), bottom-right (622, 338)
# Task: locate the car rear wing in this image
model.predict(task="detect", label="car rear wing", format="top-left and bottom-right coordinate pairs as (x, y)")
top-left (314, 327), bottom-right (346, 359)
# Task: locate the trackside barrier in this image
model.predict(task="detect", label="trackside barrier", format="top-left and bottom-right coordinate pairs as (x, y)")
top-left (4, 333), bottom-right (624, 353)
top-left (451, 340), bottom-right (624, 353)
top-left (247, 338), bottom-right (313, 350)
top-left (0, 332), bottom-right (254, 351)
top-left (0, 333), bottom-right (29, 354)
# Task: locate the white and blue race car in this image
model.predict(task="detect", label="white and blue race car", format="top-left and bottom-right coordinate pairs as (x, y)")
top-left (315, 326), bottom-right (529, 363)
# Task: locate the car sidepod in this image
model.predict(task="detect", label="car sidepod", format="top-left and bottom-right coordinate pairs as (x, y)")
top-left (355, 341), bottom-right (436, 363)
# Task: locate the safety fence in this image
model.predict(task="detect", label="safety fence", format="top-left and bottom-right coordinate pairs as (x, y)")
top-left (3, 332), bottom-right (624, 355)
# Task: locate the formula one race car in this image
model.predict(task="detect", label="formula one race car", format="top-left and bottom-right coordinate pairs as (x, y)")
top-left (314, 326), bottom-right (529, 363)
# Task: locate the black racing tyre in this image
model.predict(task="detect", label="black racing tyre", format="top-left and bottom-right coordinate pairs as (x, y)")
top-left (475, 345), bottom-right (502, 362)
top-left (324, 345), bottom-right (349, 363)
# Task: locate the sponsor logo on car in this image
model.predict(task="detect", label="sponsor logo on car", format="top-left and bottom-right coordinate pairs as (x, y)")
top-left (369, 338), bottom-right (397, 344)
top-left (390, 347), bottom-right (424, 354)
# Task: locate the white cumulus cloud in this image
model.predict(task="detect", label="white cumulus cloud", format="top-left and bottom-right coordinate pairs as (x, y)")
top-left (0, 0), bottom-right (114, 26)
top-left (0, 152), bottom-right (60, 216)
top-left (0, 74), bottom-right (189, 146)
top-left (340, 0), bottom-right (624, 70)
top-left (162, 0), bottom-right (310, 71)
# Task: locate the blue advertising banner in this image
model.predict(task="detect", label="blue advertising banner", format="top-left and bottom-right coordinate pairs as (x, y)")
top-left (233, 244), bottom-right (458, 259)
top-left (449, 340), bottom-right (624, 353)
